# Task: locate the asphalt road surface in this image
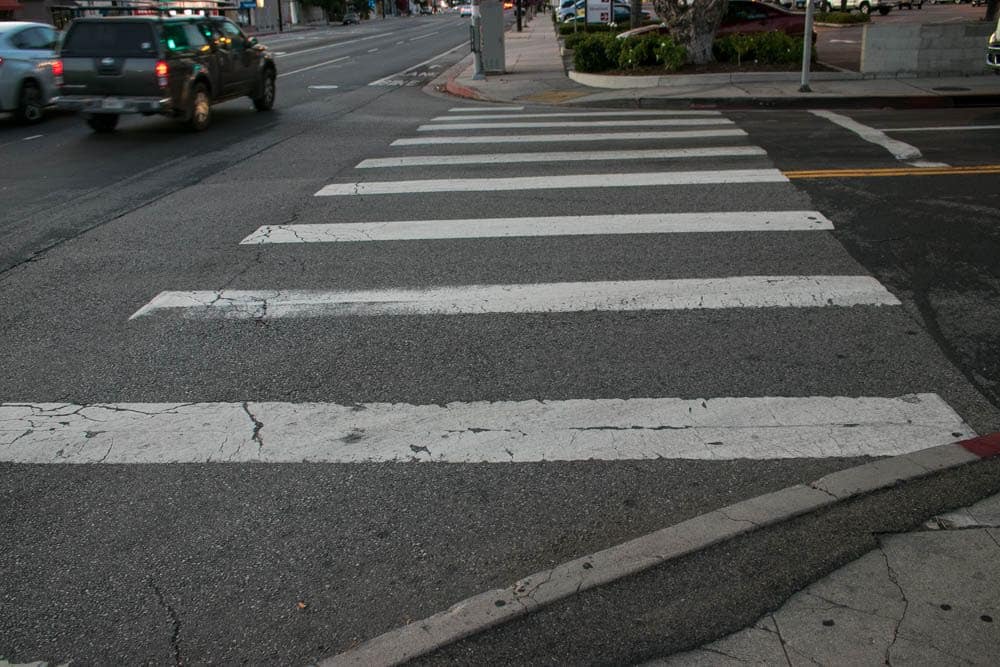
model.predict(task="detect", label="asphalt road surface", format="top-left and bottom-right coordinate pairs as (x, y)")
top-left (2, 15), bottom-right (999, 664)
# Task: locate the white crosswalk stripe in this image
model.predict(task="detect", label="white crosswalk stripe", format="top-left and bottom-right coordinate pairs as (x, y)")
top-left (432, 111), bottom-right (723, 121)
top-left (391, 129), bottom-right (749, 145)
top-left (240, 211), bottom-right (834, 244)
top-left (417, 119), bottom-right (735, 131)
top-left (355, 146), bottom-right (767, 168)
top-left (0, 395), bottom-right (971, 464)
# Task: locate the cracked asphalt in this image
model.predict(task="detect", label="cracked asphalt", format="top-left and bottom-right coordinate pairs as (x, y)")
top-left (1, 37), bottom-right (999, 664)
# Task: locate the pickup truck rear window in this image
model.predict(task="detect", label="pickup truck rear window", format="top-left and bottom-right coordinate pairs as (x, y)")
top-left (62, 22), bottom-right (157, 57)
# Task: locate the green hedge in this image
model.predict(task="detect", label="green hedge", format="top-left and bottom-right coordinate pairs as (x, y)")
top-left (557, 20), bottom-right (659, 36)
top-left (572, 33), bottom-right (686, 73)
top-left (815, 11), bottom-right (870, 24)
top-left (713, 31), bottom-right (806, 66)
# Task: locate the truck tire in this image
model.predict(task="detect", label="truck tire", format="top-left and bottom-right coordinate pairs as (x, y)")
top-left (878, 5), bottom-right (891, 13)
top-left (86, 114), bottom-right (119, 133)
top-left (187, 82), bottom-right (211, 131)
top-left (252, 68), bottom-right (276, 111)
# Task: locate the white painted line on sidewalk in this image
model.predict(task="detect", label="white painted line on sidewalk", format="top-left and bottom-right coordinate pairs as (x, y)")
top-left (314, 169), bottom-right (787, 196)
top-left (448, 106), bottom-right (524, 112)
top-left (391, 129), bottom-right (748, 145)
top-left (279, 55), bottom-right (351, 78)
top-left (877, 124), bottom-right (1000, 133)
top-left (356, 146), bottom-right (767, 168)
top-left (432, 111), bottom-right (723, 121)
top-left (418, 119), bottom-right (734, 131)
top-left (810, 110), bottom-right (924, 162)
top-left (129, 276), bottom-right (899, 321)
top-left (368, 42), bottom-right (466, 86)
top-left (0, 394), bottom-right (969, 464)
top-left (241, 211), bottom-right (833, 244)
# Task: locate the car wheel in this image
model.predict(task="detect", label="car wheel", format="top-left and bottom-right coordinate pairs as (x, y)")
top-left (15, 81), bottom-right (44, 125)
top-left (86, 113), bottom-right (119, 133)
top-left (187, 82), bottom-right (211, 131)
top-left (878, 5), bottom-right (891, 13)
top-left (859, 1), bottom-right (871, 13)
top-left (252, 69), bottom-right (276, 111)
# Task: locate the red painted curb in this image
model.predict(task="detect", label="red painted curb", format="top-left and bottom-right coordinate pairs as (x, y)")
top-left (444, 77), bottom-right (485, 101)
top-left (959, 432), bottom-right (1000, 459)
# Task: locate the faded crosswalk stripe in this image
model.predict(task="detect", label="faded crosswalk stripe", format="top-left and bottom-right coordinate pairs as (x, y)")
top-left (314, 169), bottom-right (787, 196)
top-left (129, 276), bottom-right (899, 320)
top-left (391, 130), bottom-right (748, 145)
top-left (355, 146), bottom-right (767, 168)
top-left (418, 119), bottom-right (735, 131)
top-left (432, 111), bottom-right (723, 121)
top-left (0, 395), bottom-right (972, 464)
top-left (241, 211), bottom-right (834, 244)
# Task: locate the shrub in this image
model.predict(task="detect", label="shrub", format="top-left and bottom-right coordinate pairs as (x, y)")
top-left (572, 34), bottom-right (617, 72)
top-left (654, 37), bottom-right (686, 72)
top-left (617, 34), bottom-right (658, 70)
top-left (713, 31), bottom-right (806, 66)
top-left (815, 11), bottom-right (869, 24)
top-left (558, 22), bottom-right (614, 36)
top-left (563, 31), bottom-right (588, 51)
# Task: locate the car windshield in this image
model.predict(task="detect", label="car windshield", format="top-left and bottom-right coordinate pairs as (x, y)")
top-left (62, 22), bottom-right (157, 57)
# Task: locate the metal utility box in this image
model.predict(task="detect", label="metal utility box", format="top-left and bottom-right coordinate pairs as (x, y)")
top-left (479, 0), bottom-right (505, 74)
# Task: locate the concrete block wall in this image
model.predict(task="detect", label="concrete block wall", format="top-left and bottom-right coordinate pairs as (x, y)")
top-left (861, 21), bottom-right (993, 77)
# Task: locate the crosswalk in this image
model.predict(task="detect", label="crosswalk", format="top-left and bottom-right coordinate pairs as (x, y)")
top-left (0, 106), bottom-right (976, 464)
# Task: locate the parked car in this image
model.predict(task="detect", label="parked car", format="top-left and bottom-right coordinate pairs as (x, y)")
top-left (804, 0), bottom-right (895, 14)
top-left (0, 21), bottom-right (60, 124)
top-left (617, 0), bottom-right (806, 39)
top-left (342, 11), bottom-right (361, 24)
top-left (55, 16), bottom-right (276, 132)
top-left (988, 14), bottom-right (1000, 72)
top-left (563, 1), bottom-right (652, 23)
top-left (460, 2), bottom-right (473, 16)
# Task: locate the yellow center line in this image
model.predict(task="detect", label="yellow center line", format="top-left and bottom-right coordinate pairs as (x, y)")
top-left (783, 165), bottom-right (1000, 179)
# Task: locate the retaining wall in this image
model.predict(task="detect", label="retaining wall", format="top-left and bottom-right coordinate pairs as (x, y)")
top-left (861, 21), bottom-right (993, 76)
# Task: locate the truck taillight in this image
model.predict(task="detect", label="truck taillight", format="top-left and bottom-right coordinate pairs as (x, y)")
top-left (155, 60), bottom-right (169, 88)
top-left (52, 59), bottom-right (63, 86)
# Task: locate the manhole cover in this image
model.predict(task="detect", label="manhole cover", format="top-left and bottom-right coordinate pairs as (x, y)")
top-left (932, 86), bottom-right (971, 92)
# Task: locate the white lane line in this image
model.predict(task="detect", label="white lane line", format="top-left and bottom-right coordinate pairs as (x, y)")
top-left (449, 106), bottom-right (524, 112)
top-left (314, 169), bottom-right (787, 196)
top-left (433, 111), bottom-right (723, 121)
top-left (409, 30), bottom-right (440, 41)
top-left (279, 55), bottom-right (351, 78)
top-left (308, 85), bottom-right (340, 90)
top-left (810, 109), bottom-right (927, 162)
top-left (391, 129), bottom-right (748, 145)
top-left (356, 146), bottom-right (767, 168)
top-left (0, 395), bottom-right (968, 464)
top-left (368, 42), bottom-right (467, 86)
top-left (274, 31), bottom-right (396, 58)
top-left (240, 211), bottom-right (834, 244)
top-left (23, 134), bottom-right (43, 141)
top-left (368, 48), bottom-right (379, 52)
top-left (907, 160), bottom-right (950, 168)
top-left (418, 119), bottom-right (734, 131)
top-left (129, 276), bottom-right (899, 320)
top-left (877, 125), bottom-right (1000, 133)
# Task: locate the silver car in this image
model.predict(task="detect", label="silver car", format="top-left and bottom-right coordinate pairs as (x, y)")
top-left (0, 21), bottom-right (60, 124)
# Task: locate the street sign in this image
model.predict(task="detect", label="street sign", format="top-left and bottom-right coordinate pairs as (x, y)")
top-left (586, 0), bottom-right (610, 23)
top-left (239, 0), bottom-right (256, 8)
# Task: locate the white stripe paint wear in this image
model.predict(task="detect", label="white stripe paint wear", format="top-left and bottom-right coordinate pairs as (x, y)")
top-left (0, 395), bottom-right (972, 464)
top-left (448, 106), bottom-right (525, 112)
top-left (391, 130), bottom-right (748, 145)
top-left (129, 276), bottom-right (900, 320)
top-left (432, 111), bottom-right (723, 121)
top-left (314, 169), bottom-right (788, 196)
top-left (417, 119), bottom-right (735, 131)
top-left (240, 211), bottom-right (834, 244)
top-left (355, 146), bottom-right (767, 168)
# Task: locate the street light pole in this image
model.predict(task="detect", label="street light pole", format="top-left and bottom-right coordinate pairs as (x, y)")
top-left (799, 0), bottom-right (816, 92)
top-left (516, 0), bottom-right (522, 31)
top-left (276, 0), bottom-right (284, 32)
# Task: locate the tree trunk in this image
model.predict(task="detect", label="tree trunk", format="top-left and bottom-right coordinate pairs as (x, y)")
top-left (651, 0), bottom-right (729, 65)
top-left (630, 0), bottom-right (641, 29)
top-left (987, 0), bottom-right (999, 24)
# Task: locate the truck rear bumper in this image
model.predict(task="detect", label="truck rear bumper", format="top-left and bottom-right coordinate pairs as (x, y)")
top-left (54, 96), bottom-right (173, 115)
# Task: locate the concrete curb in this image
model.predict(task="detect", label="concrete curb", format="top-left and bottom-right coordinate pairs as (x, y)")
top-left (566, 92), bottom-right (1000, 109)
top-left (568, 69), bottom-right (864, 89)
top-left (319, 433), bottom-right (1000, 666)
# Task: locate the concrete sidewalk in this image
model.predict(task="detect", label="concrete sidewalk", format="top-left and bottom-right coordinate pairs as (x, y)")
top-left (653, 492), bottom-right (1000, 666)
top-left (444, 15), bottom-right (1000, 108)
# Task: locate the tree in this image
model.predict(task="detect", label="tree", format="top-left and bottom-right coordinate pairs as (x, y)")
top-left (630, 0), bottom-right (641, 29)
top-left (987, 0), bottom-right (999, 23)
top-left (651, 0), bottom-right (729, 65)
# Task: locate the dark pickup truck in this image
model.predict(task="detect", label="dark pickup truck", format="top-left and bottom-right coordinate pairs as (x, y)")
top-left (55, 16), bottom-right (276, 132)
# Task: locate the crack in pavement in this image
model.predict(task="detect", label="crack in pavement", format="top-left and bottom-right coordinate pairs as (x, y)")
top-left (879, 540), bottom-right (909, 667)
top-left (149, 580), bottom-right (183, 666)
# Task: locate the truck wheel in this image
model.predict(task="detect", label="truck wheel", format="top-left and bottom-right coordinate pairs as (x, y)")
top-left (15, 82), bottom-right (44, 124)
top-left (187, 83), bottom-right (211, 131)
top-left (252, 69), bottom-right (276, 111)
top-left (878, 5), bottom-right (891, 13)
top-left (86, 114), bottom-right (119, 133)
